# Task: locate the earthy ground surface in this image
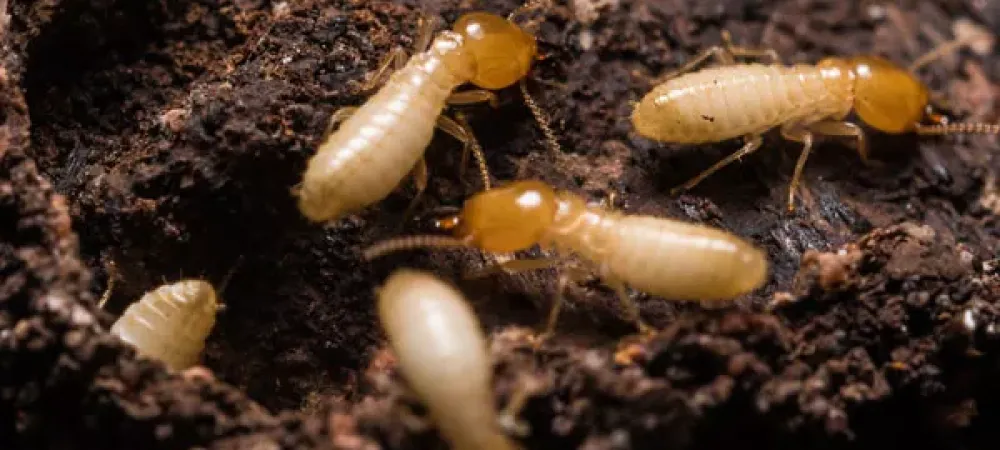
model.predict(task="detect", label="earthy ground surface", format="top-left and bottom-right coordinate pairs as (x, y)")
top-left (1, 0), bottom-right (998, 448)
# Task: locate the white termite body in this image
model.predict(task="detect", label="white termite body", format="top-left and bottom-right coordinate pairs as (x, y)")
top-left (297, 12), bottom-right (538, 222)
top-left (377, 269), bottom-right (514, 450)
top-left (297, 34), bottom-right (472, 221)
top-left (543, 190), bottom-right (769, 300)
top-left (110, 280), bottom-right (218, 371)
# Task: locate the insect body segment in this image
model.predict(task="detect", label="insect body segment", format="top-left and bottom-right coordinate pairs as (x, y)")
top-left (365, 180), bottom-right (768, 331)
top-left (454, 181), bottom-right (768, 300)
top-left (110, 280), bottom-right (219, 371)
top-left (632, 61), bottom-right (856, 143)
top-left (377, 270), bottom-right (514, 450)
top-left (297, 13), bottom-right (537, 223)
top-left (633, 32), bottom-right (996, 211)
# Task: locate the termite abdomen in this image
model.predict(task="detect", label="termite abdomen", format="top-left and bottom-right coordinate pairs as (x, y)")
top-left (110, 280), bottom-right (219, 371)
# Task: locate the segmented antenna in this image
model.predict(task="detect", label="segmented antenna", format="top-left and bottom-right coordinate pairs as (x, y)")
top-left (915, 122), bottom-right (1000, 135)
top-left (520, 78), bottom-right (563, 155)
top-left (363, 235), bottom-right (472, 261)
top-left (454, 113), bottom-right (492, 190)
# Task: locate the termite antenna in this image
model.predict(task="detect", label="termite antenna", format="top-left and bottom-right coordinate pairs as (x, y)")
top-left (453, 113), bottom-right (492, 191)
top-left (363, 235), bottom-right (473, 261)
top-left (915, 122), bottom-right (1000, 135)
top-left (520, 78), bottom-right (563, 155)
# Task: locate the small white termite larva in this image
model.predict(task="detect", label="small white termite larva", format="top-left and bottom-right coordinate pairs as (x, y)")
top-left (365, 180), bottom-right (768, 333)
top-left (296, 12), bottom-right (538, 222)
top-left (377, 269), bottom-right (514, 450)
top-left (109, 280), bottom-right (219, 371)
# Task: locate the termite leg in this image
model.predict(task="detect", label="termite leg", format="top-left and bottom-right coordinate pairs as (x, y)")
top-left (447, 90), bottom-right (499, 108)
top-left (359, 47), bottom-right (408, 92)
top-left (399, 158), bottom-right (429, 226)
top-left (780, 122), bottom-right (817, 212)
top-left (541, 265), bottom-right (594, 340)
top-left (653, 45), bottom-right (736, 84)
top-left (808, 120), bottom-right (868, 162)
top-left (721, 30), bottom-right (783, 64)
top-left (907, 30), bottom-right (991, 72)
top-left (360, 13), bottom-right (436, 92)
top-left (602, 191), bottom-right (616, 210)
top-left (98, 259), bottom-right (118, 309)
top-left (508, 0), bottom-right (551, 32)
top-left (436, 115), bottom-right (492, 191)
top-left (464, 257), bottom-right (559, 280)
top-left (413, 14), bottom-right (441, 53)
top-left (98, 277), bottom-right (115, 309)
top-left (601, 267), bottom-right (654, 335)
top-left (671, 134), bottom-right (764, 196)
top-left (497, 376), bottom-right (538, 438)
top-left (322, 106), bottom-right (359, 140)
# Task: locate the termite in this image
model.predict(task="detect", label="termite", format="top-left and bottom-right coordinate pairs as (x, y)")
top-left (377, 269), bottom-right (515, 450)
top-left (632, 30), bottom-right (1000, 211)
top-left (364, 180), bottom-right (768, 333)
top-left (109, 280), bottom-right (221, 371)
top-left (99, 259), bottom-right (238, 371)
top-left (296, 9), bottom-right (540, 223)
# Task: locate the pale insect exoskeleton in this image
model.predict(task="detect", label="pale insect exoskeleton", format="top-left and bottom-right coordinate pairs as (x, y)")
top-left (376, 269), bottom-right (515, 450)
top-left (296, 6), bottom-right (545, 223)
top-left (631, 28), bottom-right (1000, 211)
top-left (364, 180), bottom-right (768, 334)
top-left (100, 261), bottom-right (236, 371)
top-left (110, 280), bottom-right (219, 371)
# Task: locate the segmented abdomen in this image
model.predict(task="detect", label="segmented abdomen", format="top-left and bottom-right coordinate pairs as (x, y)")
top-left (110, 280), bottom-right (218, 370)
top-left (603, 216), bottom-right (767, 301)
top-left (298, 54), bottom-right (457, 222)
top-left (631, 64), bottom-right (852, 143)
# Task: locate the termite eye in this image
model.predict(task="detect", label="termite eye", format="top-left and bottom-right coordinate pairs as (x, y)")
top-left (457, 180), bottom-right (557, 253)
top-left (453, 12), bottom-right (537, 90)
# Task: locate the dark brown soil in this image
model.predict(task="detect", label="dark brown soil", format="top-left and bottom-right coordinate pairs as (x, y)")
top-left (1, 0), bottom-right (999, 448)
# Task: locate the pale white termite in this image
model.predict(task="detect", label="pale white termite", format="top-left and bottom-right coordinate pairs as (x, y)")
top-left (109, 280), bottom-right (219, 371)
top-left (296, 12), bottom-right (538, 222)
top-left (632, 31), bottom-right (1000, 211)
top-left (377, 269), bottom-right (515, 450)
top-left (365, 180), bottom-right (768, 332)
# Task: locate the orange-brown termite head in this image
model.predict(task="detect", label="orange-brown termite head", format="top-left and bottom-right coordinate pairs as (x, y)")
top-left (453, 12), bottom-right (537, 90)
top-left (440, 180), bottom-right (558, 253)
top-left (835, 56), bottom-right (931, 134)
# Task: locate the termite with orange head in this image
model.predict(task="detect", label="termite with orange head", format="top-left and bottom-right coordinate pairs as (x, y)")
top-left (377, 269), bottom-right (516, 450)
top-left (296, 3), bottom-right (551, 223)
top-left (364, 180), bottom-right (768, 333)
top-left (631, 29), bottom-right (1000, 212)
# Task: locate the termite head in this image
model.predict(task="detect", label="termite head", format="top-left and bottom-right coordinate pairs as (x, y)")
top-left (170, 280), bottom-right (219, 314)
top-left (454, 12), bottom-right (537, 90)
top-left (441, 180), bottom-right (557, 253)
top-left (844, 56), bottom-right (930, 134)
